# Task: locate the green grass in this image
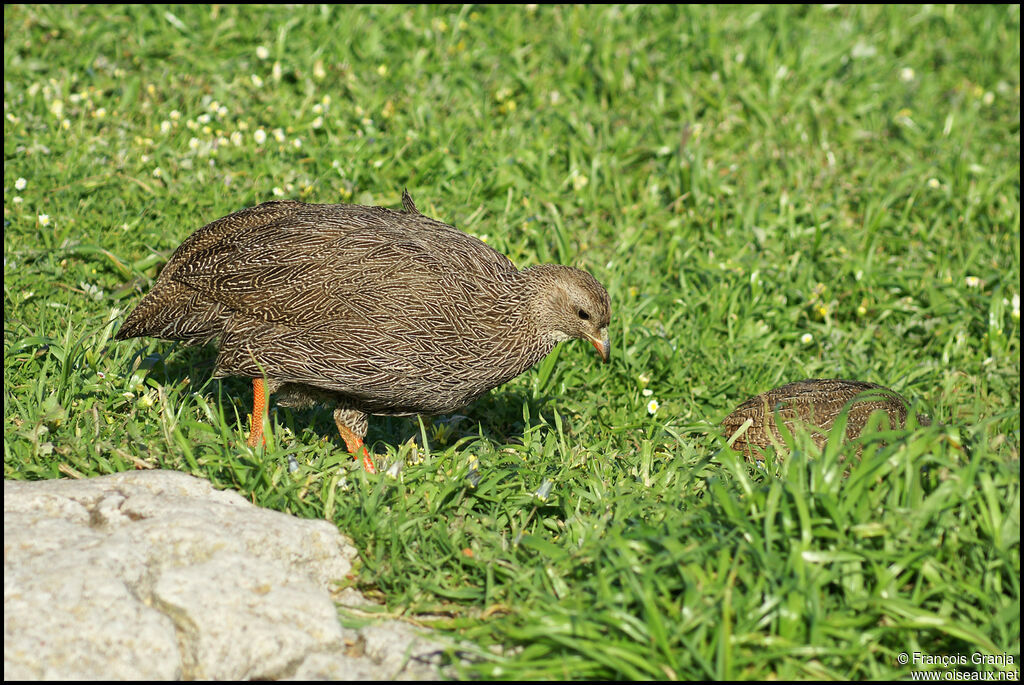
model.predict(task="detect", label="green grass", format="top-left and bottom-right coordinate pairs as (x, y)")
top-left (4, 4), bottom-right (1019, 680)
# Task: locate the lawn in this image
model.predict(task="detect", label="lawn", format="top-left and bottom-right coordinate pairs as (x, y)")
top-left (3, 4), bottom-right (1019, 680)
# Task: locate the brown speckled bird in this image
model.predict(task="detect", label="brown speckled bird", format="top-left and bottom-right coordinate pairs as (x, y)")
top-left (721, 378), bottom-right (930, 457)
top-left (115, 191), bottom-right (611, 473)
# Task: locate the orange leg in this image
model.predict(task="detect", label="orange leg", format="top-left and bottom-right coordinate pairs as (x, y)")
top-left (247, 377), bottom-right (267, 448)
top-left (334, 417), bottom-right (376, 474)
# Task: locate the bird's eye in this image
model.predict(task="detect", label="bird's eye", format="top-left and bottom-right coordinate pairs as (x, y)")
top-left (577, 309), bottom-right (590, 320)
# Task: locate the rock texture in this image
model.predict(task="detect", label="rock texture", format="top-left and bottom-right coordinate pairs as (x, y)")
top-left (3, 470), bottom-right (444, 680)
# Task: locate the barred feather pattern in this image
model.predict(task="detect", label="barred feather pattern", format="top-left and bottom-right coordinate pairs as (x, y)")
top-left (720, 378), bottom-right (930, 456)
top-left (115, 192), bottom-right (611, 441)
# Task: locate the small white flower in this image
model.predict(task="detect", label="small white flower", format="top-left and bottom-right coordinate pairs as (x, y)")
top-left (899, 67), bottom-right (915, 82)
top-left (311, 116), bottom-right (323, 129)
top-left (169, 109), bottom-right (181, 120)
top-left (38, 214), bottom-right (51, 226)
top-left (272, 187), bottom-right (285, 197)
top-left (376, 64), bottom-right (388, 77)
top-left (93, 107), bottom-right (107, 119)
top-left (188, 137), bottom-right (200, 150)
top-left (533, 478), bottom-right (553, 502)
top-left (1010, 293), bottom-right (1020, 320)
top-left (230, 131), bottom-right (243, 146)
top-left (927, 178), bottom-right (941, 189)
top-left (646, 399), bottom-right (659, 415)
top-left (572, 173), bottom-right (589, 191)
top-left (13, 196), bottom-right (22, 204)
top-left (152, 167), bottom-right (163, 178)
top-left (159, 120), bottom-right (171, 134)
top-left (256, 45), bottom-right (270, 60)
top-left (272, 128), bottom-right (286, 143)
top-left (965, 276), bottom-right (982, 288)
top-left (313, 60), bottom-right (326, 80)
top-left (14, 177), bottom-right (27, 190)
top-left (291, 137), bottom-right (302, 149)
top-left (251, 74), bottom-right (264, 88)
top-left (385, 460), bottom-right (403, 479)
top-left (272, 61), bottom-right (283, 81)
top-left (638, 373), bottom-right (650, 385)
top-left (801, 333), bottom-right (814, 345)
top-left (197, 113), bottom-right (211, 124)
top-left (253, 129), bottom-right (267, 144)
top-left (642, 388), bottom-right (654, 397)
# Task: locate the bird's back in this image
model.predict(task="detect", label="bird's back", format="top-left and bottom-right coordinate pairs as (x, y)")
top-left (721, 379), bottom-right (917, 453)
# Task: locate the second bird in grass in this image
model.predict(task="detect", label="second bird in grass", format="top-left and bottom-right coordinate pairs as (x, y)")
top-left (720, 378), bottom-right (931, 458)
top-left (115, 191), bottom-right (611, 473)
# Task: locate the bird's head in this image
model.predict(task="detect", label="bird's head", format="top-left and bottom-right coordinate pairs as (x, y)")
top-left (525, 264), bottom-right (611, 362)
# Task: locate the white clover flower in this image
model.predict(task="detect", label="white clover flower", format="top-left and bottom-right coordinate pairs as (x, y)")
top-left (93, 107), bottom-right (107, 119)
top-left (801, 333), bottom-right (814, 345)
top-left (253, 129), bottom-right (267, 144)
top-left (188, 137), bottom-right (200, 150)
top-left (159, 120), bottom-right (171, 134)
top-left (38, 214), bottom-right (51, 226)
top-left (152, 167), bottom-right (163, 178)
top-left (256, 45), bottom-right (270, 60)
top-left (169, 109), bottom-right (181, 120)
top-left (197, 113), bottom-right (211, 125)
top-left (291, 137), bottom-right (302, 149)
top-left (14, 177), bottom-right (27, 191)
top-left (646, 399), bottom-right (659, 415)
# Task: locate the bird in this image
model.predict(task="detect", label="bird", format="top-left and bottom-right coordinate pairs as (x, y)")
top-left (115, 191), bottom-right (611, 473)
top-left (720, 378), bottom-right (930, 458)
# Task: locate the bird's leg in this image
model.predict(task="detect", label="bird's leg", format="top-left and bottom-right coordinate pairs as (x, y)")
top-left (333, 409), bottom-right (375, 474)
top-left (247, 377), bottom-right (268, 448)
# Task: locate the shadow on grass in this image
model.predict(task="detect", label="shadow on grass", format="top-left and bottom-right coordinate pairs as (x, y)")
top-left (121, 342), bottom-right (561, 453)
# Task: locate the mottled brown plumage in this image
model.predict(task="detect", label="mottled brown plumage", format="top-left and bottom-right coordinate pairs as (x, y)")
top-left (721, 379), bottom-right (930, 457)
top-left (115, 191), bottom-right (611, 471)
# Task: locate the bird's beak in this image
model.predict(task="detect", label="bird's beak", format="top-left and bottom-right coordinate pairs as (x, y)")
top-left (587, 328), bottom-right (610, 363)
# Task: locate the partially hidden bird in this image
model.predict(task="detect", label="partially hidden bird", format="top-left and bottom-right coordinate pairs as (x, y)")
top-left (720, 378), bottom-right (930, 457)
top-left (115, 191), bottom-right (611, 473)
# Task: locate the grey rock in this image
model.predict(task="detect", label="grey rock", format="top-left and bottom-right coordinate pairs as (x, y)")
top-left (3, 470), bottom-right (445, 680)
